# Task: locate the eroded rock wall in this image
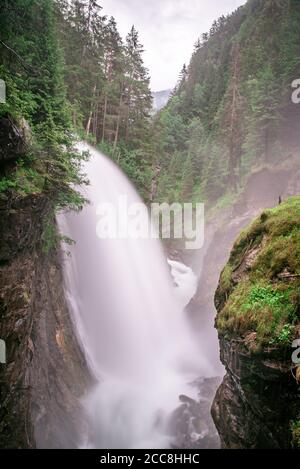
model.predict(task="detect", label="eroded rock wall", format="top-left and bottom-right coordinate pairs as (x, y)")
top-left (0, 194), bottom-right (91, 448)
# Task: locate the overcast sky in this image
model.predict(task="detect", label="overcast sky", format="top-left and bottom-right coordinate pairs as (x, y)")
top-left (100, 0), bottom-right (247, 91)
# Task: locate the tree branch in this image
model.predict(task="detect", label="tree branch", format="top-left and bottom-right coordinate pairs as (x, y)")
top-left (0, 41), bottom-right (40, 75)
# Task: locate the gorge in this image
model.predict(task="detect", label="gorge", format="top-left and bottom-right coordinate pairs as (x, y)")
top-left (1, 0), bottom-right (300, 450)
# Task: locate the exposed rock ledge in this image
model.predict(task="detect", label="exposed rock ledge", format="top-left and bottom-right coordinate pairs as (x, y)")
top-left (212, 338), bottom-right (298, 448)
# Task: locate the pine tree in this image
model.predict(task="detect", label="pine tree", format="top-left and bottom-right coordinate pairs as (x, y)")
top-left (57, 0), bottom-right (105, 128)
top-left (224, 42), bottom-right (243, 190)
top-left (123, 26), bottom-right (152, 146)
top-left (181, 155), bottom-right (194, 200)
top-left (100, 16), bottom-right (124, 144)
top-left (0, 0), bottom-right (87, 210)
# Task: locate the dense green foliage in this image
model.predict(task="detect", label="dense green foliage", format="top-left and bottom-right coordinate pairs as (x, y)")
top-left (152, 0), bottom-right (300, 206)
top-left (0, 0), bottom-right (153, 204)
top-left (55, 0), bottom-right (153, 198)
top-left (216, 196), bottom-right (300, 348)
top-left (1, 0), bottom-right (300, 209)
top-left (0, 0), bottom-right (87, 210)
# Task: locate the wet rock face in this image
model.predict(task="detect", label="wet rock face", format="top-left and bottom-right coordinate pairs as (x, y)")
top-left (211, 339), bottom-right (299, 448)
top-left (170, 377), bottom-right (222, 449)
top-left (0, 195), bottom-right (91, 448)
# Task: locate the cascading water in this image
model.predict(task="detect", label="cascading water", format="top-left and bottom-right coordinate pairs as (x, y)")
top-left (59, 142), bottom-right (210, 449)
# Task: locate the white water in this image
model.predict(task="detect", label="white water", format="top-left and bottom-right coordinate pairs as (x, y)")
top-left (59, 142), bottom-right (210, 449)
top-left (167, 259), bottom-right (198, 310)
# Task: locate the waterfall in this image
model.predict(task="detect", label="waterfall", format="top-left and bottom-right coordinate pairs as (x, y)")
top-left (58, 142), bottom-right (210, 449)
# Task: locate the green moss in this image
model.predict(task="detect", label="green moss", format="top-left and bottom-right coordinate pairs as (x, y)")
top-left (229, 217), bottom-right (266, 271)
top-left (219, 264), bottom-right (234, 294)
top-left (291, 420), bottom-right (300, 449)
top-left (216, 196), bottom-right (300, 348)
top-left (42, 213), bottom-right (75, 254)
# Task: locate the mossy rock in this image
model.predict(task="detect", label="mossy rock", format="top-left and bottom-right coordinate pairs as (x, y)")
top-left (215, 196), bottom-right (300, 349)
top-left (291, 420), bottom-right (300, 449)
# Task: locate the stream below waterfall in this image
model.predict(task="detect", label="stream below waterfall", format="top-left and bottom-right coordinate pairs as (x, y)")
top-left (58, 142), bottom-right (215, 449)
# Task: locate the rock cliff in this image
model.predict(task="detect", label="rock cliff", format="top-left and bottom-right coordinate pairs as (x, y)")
top-left (212, 197), bottom-right (300, 448)
top-left (0, 116), bottom-right (91, 448)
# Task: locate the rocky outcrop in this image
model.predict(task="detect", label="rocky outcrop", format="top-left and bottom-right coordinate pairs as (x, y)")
top-left (181, 163), bottom-right (300, 447)
top-left (0, 193), bottom-right (91, 448)
top-left (211, 197), bottom-right (300, 448)
top-left (212, 339), bottom-right (299, 448)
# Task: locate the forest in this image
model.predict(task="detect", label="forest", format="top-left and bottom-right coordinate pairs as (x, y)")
top-left (153, 0), bottom-right (300, 208)
top-left (1, 0), bottom-right (300, 212)
top-left (0, 0), bottom-right (152, 208)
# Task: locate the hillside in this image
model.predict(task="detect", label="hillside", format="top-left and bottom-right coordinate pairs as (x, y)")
top-left (152, 0), bottom-right (300, 207)
top-left (152, 89), bottom-right (171, 113)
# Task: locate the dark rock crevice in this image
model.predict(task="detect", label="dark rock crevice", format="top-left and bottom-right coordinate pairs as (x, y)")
top-left (212, 339), bottom-right (298, 448)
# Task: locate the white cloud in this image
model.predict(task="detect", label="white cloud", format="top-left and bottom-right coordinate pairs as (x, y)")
top-left (100, 0), bottom-right (247, 91)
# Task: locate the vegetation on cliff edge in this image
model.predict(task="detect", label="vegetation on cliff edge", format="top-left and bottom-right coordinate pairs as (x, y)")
top-left (216, 196), bottom-right (300, 349)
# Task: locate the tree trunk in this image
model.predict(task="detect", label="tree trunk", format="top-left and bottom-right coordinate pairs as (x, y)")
top-left (72, 108), bottom-right (77, 128)
top-left (264, 125), bottom-right (270, 162)
top-left (125, 82), bottom-right (133, 142)
top-left (93, 99), bottom-right (99, 140)
top-left (85, 84), bottom-right (97, 136)
top-left (113, 90), bottom-right (123, 151)
top-left (150, 166), bottom-right (161, 202)
top-left (102, 95), bottom-right (108, 142)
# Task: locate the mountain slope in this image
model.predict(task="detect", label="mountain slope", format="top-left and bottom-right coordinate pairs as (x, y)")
top-left (152, 89), bottom-right (171, 113)
top-left (152, 0), bottom-right (300, 206)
